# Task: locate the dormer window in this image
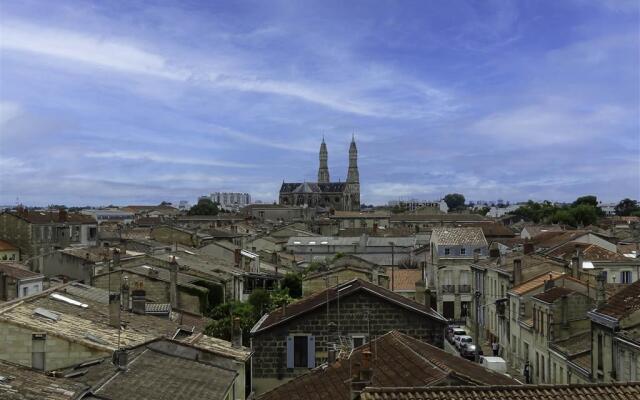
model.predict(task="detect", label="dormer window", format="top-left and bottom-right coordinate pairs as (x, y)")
top-left (460, 248), bottom-right (466, 255)
top-left (444, 248), bottom-right (450, 256)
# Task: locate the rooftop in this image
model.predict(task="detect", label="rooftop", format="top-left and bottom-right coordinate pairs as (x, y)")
top-left (0, 263), bottom-right (43, 280)
top-left (431, 227), bottom-right (487, 246)
top-left (360, 382), bottom-right (640, 400)
top-left (390, 213), bottom-right (487, 222)
top-left (184, 332), bottom-right (252, 362)
top-left (532, 287), bottom-right (576, 304)
top-left (258, 331), bottom-right (517, 400)
top-left (0, 360), bottom-right (86, 400)
top-left (392, 269), bottom-right (422, 291)
top-left (251, 279), bottom-right (445, 334)
top-left (508, 271), bottom-right (566, 296)
top-left (594, 279), bottom-right (640, 320)
top-left (0, 239), bottom-right (18, 251)
top-left (3, 210), bottom-right (96, 225)
top-left (546, 243), bottom-right (629, 262)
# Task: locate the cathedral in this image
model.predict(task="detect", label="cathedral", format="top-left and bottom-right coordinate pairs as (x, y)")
top-left (279, 137), bottom-right (360, 211)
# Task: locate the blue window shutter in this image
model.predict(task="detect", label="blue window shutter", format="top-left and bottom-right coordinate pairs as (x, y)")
top-left (307, 336), bottom-right (316, 368)
top-left (286, 336), bottom-right (294, 369)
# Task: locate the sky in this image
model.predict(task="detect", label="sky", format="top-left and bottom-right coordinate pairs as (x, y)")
top-left (0, 0), bottom-right (639, 207)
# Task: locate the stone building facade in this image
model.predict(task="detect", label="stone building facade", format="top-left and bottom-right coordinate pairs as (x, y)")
top-left (250, 278), bottom-right (446, 394)
top-left (279, 137), bottom-right (360, 211)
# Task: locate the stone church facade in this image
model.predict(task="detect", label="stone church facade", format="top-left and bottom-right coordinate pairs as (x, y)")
top-left (279, 137), bottom-right (360, 211)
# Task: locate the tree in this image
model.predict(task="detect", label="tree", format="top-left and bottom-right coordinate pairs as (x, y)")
top-left (248, 289), bottom-right (272, 316)
top-left (205, 301), bottom-right (255, 346)
top-left (281, 273), bottom-right (302, 298)
top-left (444, 193), bottom-right (466, 211)
top-left (188, 198), bottom-right (220, 216)
top-left (615, 198), bottom-right (640, 216)
top-left (573, 195), bottom-right (598, 207)
top-left (570, 204), bottom-right (599, 226)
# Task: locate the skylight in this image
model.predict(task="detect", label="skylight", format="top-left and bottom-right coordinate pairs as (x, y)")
top-left (309, 241), bottom-right (316, 245)
top-left (50, 293), bottom-right (88, 308)
top-left (34, 307), bottom-right (60, 321)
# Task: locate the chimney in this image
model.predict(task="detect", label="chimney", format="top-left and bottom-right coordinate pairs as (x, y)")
top-left (350, 349), bottom-right (373, 399)
top-left (121, 276), bottom-right (130, 311)
top-left (328, 344), bottom-right (337, 364)
top-left (58, 209), bottom-right (68, 222)
top-left (169, 256), bottom-right (179, 309)
top-left (596, 272), bottom-right (606, 307)
top-left (544, 275), bottom-right (555, 291)
top-left (571, 251), bottom-right (582, 279)
top-left (513, 258), bottom-right (523, 286)
top-left (108, 292), bottom-right (121, 328)
top-left (131, 282), bottom-right (146, 314)
top-left (425, 288), bottom-right (432, 310)
top-left (234, 248), bottom-right (241, 266)
top-left (231, 316), bottom-right (242, 348)
top-left (489, 247), bottom-right (500, 258)
top-left (373, 223), bottom-right (378, 234)
top-left (112, 349), bottom-right (128, 371)
top-left (523, 241), bottom-right (534, 255)
top-left (415, 280), bottom-right (426, 306)
top-left (473, 251), bottom-right (480, 263)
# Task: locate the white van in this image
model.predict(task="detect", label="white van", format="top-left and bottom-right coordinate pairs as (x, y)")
top-left (480, 356), bottom-right (507, 374)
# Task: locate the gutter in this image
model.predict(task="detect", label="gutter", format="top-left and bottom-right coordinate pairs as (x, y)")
top-left (586, 310), bottom-right (619, 329)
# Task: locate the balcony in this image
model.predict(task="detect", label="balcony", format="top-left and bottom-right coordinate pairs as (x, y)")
top-left (441, 284), bottom-right (455, 294)
top-left (458, 284), bottom-right (471, 293)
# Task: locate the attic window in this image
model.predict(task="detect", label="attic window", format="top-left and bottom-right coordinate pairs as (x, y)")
top-left (34, 307), bottom-right (60, 321)
top-left (50, 293), bottom-right (88, 308)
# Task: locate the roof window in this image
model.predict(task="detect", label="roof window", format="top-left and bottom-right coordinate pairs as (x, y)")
top-left (50, 293), bottom-right (88, 308)
top-left (34, 307), bottom-right (60, 321)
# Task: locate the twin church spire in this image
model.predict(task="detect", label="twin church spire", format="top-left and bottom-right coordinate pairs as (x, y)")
top-left (317, 136), bottom-right (359, 184)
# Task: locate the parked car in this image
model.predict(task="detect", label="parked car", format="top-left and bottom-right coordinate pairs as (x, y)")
top-left (449, 328), bottom-right (467, 344)
top-left (460, 343), bottom-right (483, 360)
top-left (454, 335), bottom-right (473, 350)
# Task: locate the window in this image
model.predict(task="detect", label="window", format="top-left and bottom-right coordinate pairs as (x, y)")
top-left (460, 301), bottom-right (470, 318)
top-left (460, 247), bottom-right (466, 255)
top-left (352, 335), bottom-right (366, 349)
top-left (560, 366), bottom-right (564, 383)
top-left (32, 334), bottom-right (46, 370)
top-left (597, 334), bottom-right (603, 371)
top-left (22, 287), bottom-right (28, 297)
top-left (621, 271), bottom-right (632, 284)
top-left (602, 271), bottom-right (608, 282)
top-left (444, 248), bottom-right (450, 256)
top-left (287, 335), bottom-right (315, 369)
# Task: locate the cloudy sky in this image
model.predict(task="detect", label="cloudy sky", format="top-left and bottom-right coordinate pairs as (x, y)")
top-left (0, 0), bottom-right (638, 206)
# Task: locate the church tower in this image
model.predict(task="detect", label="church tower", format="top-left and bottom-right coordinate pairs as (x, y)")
top-left (346, 135), bottom-right (360, 210)
top-left (317, 137), bottom-right (330, 184)
top-left (347, 135), bottom-right (359, 184)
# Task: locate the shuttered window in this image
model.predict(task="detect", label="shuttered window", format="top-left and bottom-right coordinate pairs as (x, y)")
top-left (286, 335), bottom-right (316, 369)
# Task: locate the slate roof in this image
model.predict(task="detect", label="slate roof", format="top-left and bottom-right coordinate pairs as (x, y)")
top-left (533, 287), bottom-right (575, 304)
top-left (257, 331), bottom-right (518, 400)
top-left (280, 182), bottom-right (347, 193)
top-left (0, 360), bottom-right (86, 399)
top-left (594, 279), bottom-right (640, 320)
top-left (360, 382), bottom-right (640, 400)
top-left (0, 263), bottom-right (42, 280)
top-left (91, 347), bottom-right (236, 400)
top-left (251, 279), bottom-right (445, 334)
top-left (431, 227), bottom-right (487, 246)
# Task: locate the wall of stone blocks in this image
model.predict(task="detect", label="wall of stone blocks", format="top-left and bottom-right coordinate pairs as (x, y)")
top-left (251, 291), bottom-right (446, 379)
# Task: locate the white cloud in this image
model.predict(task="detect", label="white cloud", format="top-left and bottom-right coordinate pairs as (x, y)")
top-left (0, 101), bottom-right (22, 127)
top-left (0, 19), bottom-right (457, 119)
top-left (84, 150), bottom-right (256, 168)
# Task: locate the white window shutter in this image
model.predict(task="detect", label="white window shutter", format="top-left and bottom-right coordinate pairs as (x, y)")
top-left (286, 336), bottom-right (294, 369)
top-left (307, 336), bottom-right (316, 368)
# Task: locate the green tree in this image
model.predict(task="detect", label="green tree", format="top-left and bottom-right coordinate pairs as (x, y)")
top-left (444, 193), bottom-right (466, 211)
top-left (573, 195), bottom-right (598, 207)
top-left (188, 198), bottom-right (220, 216)
top-left (615, 198), bottom-right (640, 216)
top-left (281, 273), bottom-right (302, 298)
top-left (248, 288), bottom-right (272, 316)
top-left (205, 301), bottom-right (255, 346)
top-left (570, 204), bottom-right (599, 226)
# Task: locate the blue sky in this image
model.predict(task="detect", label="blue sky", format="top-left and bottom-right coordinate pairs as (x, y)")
top-left (0, 0), bottom-right (638, 206)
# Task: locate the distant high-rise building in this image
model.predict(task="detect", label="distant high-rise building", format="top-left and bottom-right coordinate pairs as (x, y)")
top-left (207, 192), bottom-right (251, 211)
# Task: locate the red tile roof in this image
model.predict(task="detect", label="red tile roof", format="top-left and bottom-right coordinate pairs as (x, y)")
top-left (392, 269), bottom-right (422, 291)
top-left (0, 239), bottom-right (18, 251)
top-left (509, 271), bottom-right (566, 295)
top-left (360, 382), bottom-right (640, 400)
top-left (546, 243), bottom-right (628, 261)
top-left (252, 279), bottom-right (445, 334)
top-left (258, 331), bottom-right (518, 400)
top-left (532, 287), bottom-right (575, 303)
top-left (0, 263), bottom-right (42, 280)
top-left (595, 279), bottom-right (640, 320)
